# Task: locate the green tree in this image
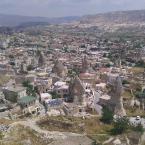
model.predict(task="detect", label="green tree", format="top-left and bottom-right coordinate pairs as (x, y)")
top-left (131, 123), bottom-right (144, 134)
top-left (0, 132), bottom-right (4, 140)
top-left (27, 65), bottom-right (33, 71)
top-left (63, 47), bottom-right (69, 52)
top-left (91, 140), bottom-right (97, 145)
top-left (51, 92), bottom-right (61, 99)
top-left (22, 80), bottom-right (37, 97)
top-left (111, 117), bottom-right (129, 135)
top-left (100, 107), bottom-right (114, 124)
top-left (105, 63), bottom-right (111, 68)
top-left (122, 80), bottom-right (130, 85)
top-left (135, 60), bottom-right (145, 68)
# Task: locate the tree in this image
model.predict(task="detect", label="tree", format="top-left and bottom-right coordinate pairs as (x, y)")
top-left (111, 117), bottom-right (129, 135)
top-left (27, 65), bottom-right (34, 71)
top-left (100, 107), bottom-right (114, 124)
top-left (22, 80), bottom-right (37, 97)
top-left (50, 92), bottom-right (61, 99)
top-left (135, 60), bottom-right (145, 68)
top-left (91, 140), bottom-right (97, 145)
top-left (68, 68), bottom-right (80, 78)
top-left (131, 123), bottom-right (144, 134)
top-left (63, 47), bottom-right (69, 53)
top-left (8, 55), bottom-right (14, 59)
top-left (105, 63), bottom-right (111, 68)
top-left (122, 80), bottom-right (130, 85)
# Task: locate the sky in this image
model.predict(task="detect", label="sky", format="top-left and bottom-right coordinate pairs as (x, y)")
top-left (0, 0), bottom-right (145, 17)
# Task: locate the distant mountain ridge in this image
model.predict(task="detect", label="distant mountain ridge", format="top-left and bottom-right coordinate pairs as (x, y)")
top-left (74, 10), bottom-right (145, 31)
top-left (0, 14), bottom-right (80, 26)
top-left (1, 10), bottom-right (145, 28)
top-left (80, 10), bottom-right (145, 24)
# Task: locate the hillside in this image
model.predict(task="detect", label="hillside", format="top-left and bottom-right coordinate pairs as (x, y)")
top-left (74, 10), bottom-right (145, 31)
top-left (0, 14), bottom-right (80, 27)
top-left (1, 10), bottom-right (145, 29)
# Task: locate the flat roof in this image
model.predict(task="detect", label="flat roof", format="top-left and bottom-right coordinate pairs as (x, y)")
top-left (100, 95), bottom-right (111, 100)
top-left (4, 86), bottom-right (26, 93)
top-left (18, 96), bottom-right (36, 104)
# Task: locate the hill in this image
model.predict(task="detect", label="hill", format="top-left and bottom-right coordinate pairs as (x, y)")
top-left (0, 14), bottom-right (80, 27)
top-left (74, 10), bottom-right (145, 31)
top-left (1, 10), bottom-right (145, 30)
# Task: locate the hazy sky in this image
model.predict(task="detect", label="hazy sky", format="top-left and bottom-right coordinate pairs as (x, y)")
top-left (0, 0), bottom-right (145, 17)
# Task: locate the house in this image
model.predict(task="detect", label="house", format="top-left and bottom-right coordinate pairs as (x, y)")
top-left (96, 83), bottom-right (106, 92)
top-left (40, 93), bottom-right (52, 102)
top-left (18, 96), bottom-right (41, 115)
top-left (0, 91), bottom-right (9, 112)
top-left (53, 81), bottom-right (69, 97)
top-left (15, 74), bottom-right (36, 85)
top-left (35, 77), bottom-right (52, 93)
top-left (79, 72), bottom-right (97, 85)
top-left (63, 103), bottom-right (83, 116)
top-left (44, 98), bottom-right (64, 114)
top-left (3, 85), bottom-right (26, 103)
top-left (99, 94), bottom-right (111, 106)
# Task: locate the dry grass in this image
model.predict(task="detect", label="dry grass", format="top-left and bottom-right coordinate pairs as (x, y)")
top-left (123, 90), bottom-right (132, 99)
top-left (0, 75), bottom-right (10, 86)
top-left (37, 116), bottom-right (83, 133)
top-left (126, 107), bottom-right (145, 117)
top-left (0, 119), bottom-right (13, 125)
top-left (88, 134), bottom-right (110, 143)
top-left (84, 117), bottom-right (112, 135)
top-left (37, 116), bottom-right (113, 136)
top-left (0, 125), bottom-right (53, 145)
top-left (129, 67), bottom-right (144, 74)
top-left (37, 116), bottom-right (113, 144)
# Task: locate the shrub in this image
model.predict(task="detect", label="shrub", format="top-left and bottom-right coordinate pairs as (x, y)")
top-left (135, 60), bottom-right (145, 68)
top-left (122, 80), bottom-right (130, 85)
top-left (51, 92), bottom-right (61, 99)
top-left (22, 80), bottom-right (37, 97)
top-left (27, 65), bottom-right (34, 71)
top-left (100, 107), bottom-right (113, 124)
top-left (131, 123), bottom-right (144, 134)
top-left (111, 117), bottom-right (129, 135)
top-left (0, 132), bottom-right (4, 140)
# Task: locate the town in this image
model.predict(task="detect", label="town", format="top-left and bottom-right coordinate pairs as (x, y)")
top-left (1, 9), bottom-right (145, 145)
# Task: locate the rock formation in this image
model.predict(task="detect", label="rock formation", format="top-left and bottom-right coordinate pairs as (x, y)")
top-left (19, 62), bottom-right (27, 74)
top-left (38, 52), bottom-right (46, 67)
top-left (69, 76), bottom-right (85, 105)
top-left (52, 60), bottom-right (68, 78)
top-left (81, 55), bottom-right (90, 73)
top-left (108, 76), bottom-right (126, 117)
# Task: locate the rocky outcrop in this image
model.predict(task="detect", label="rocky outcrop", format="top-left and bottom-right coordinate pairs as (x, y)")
top-left (108, 76), bottom-right (126, 117)
top-left (38, 52), bottom-right (46, 67)
top-left (69, 76), bottom-right (85, 105)
top-left (103, 132), bottom-right (142, 145)
top-left (52, 60), bottom-right (68, 78)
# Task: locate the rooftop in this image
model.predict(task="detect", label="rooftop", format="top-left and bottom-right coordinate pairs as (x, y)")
top-left (18, 96), bottom-right (36, 105)
top-left (3, 86), bottom-right (26, 93)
